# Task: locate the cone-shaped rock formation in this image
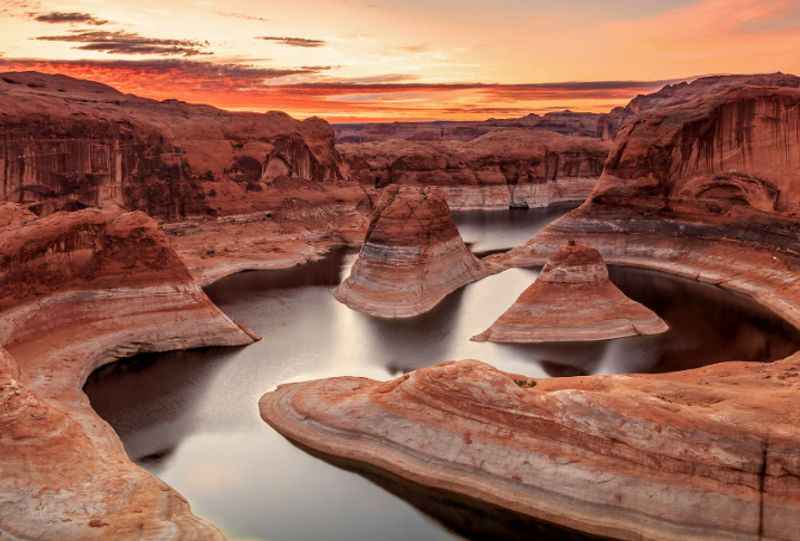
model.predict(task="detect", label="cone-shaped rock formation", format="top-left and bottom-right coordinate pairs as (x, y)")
top-left (473, 242), bottom-right (668, 343)
top-left (334, 185), bottom-right (489, 318)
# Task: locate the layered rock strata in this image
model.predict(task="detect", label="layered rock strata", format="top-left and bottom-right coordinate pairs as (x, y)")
top-left (0, 205), bottom-right (256, 540)
top-left (340, 129), bottom-right (610, 210)
top-left (493, 73), bottom-right (800, 328)
top-left (473, 242), bottom-right (667, 343)
top-left (334, 110), bottom-right (619, 143)
top-left (261, 357), bottom-right (800, 541)
top-left (0, 71), bottom-right (344, 220)
top-left (166, 180), bottom-right (373, 285)
top-left (334, 186), bottom-right (489, 318)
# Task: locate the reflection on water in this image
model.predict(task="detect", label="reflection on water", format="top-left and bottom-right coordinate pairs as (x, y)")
top-left (85, 215), bottom-right (800, 541)
top-left (451, 206), bottom-right (574, 255)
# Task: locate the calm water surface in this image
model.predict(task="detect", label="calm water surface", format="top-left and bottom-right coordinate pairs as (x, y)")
top-left (85, 210), bottom-right (800, 541)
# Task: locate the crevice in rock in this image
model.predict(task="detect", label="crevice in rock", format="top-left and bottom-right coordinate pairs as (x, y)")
top-left (758, 438), bottom-right (768, 540)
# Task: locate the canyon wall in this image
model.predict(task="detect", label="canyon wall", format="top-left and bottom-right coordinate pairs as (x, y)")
top-left (340, 129), bottom-right (610, 210)
top-left (495, 74), bottom-right (800, 328)
top-left (0, 71), bottom-right (345, 220)
top-left (0, 205), bottom-right (255, 540)
top-left (334, 110), bottom-right (619, 143)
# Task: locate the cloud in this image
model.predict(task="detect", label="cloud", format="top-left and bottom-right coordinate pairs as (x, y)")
top-left (215, 10), bottom-right (270, 22)
top-left (34, 11), bottom-right (108, 25)
top-left (0, 0), bottom-right (40, 18)
top-left (35, 30), bottom-right (211, 57)
top-left (0, 57), bottom-right (331, 93)
top-left (0, 56), bottom-right (672, 121)
top-left (396, 44), bottom-right (431, 54)
top-left (258, 36), bottom-right (326, 48)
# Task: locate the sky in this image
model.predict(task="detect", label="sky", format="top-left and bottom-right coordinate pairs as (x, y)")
top-left (0, 0), bottom-right (799, 122)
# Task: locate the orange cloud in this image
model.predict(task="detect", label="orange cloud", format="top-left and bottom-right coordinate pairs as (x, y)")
top-left (0, 57), bottom-right (672, 121)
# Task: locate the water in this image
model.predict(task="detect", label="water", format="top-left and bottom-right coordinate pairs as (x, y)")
top-left (452, 207), bottom-right (575, 255)
top-left (84, 211), bottom-right (800, 541)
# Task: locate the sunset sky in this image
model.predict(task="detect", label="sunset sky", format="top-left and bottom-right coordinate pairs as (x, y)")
top-left (1, 0), bottom-right (799, 121)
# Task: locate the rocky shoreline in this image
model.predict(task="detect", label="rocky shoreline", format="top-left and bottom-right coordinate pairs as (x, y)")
top-left (0, 207), bottom-right (256, 539)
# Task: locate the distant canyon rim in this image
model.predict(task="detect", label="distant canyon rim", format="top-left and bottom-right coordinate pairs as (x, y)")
top-left (2, 70), bottom-right (800, 540)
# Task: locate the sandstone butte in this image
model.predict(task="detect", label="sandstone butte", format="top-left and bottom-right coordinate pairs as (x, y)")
top-left (261, 73), bottom-right (800, 541)
top-left (472, 241), bottom-right (668, 343)
top-left (340, 128), bottom-right (611, 211)
top-left (0, 204), bottom-right (257, 540)
top-left (0, 71), bottom-right (372, 285)
top-left (334, 185), bottom-right (490, 318)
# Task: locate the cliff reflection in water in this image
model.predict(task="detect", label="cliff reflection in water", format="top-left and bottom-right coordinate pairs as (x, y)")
top-left (85, 218), bottom-right (800, 541)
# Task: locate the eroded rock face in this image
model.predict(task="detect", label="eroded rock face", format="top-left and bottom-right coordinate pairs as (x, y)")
top-left (0, 206), bottom-right (255, 540)
top-left (340, 129), bottom-right (610, 210)
top-left (261, 358), bottom-right (800, 541)
top-left (493, 74), bottom-right (800, 328)
top-left (334, 185), bottom-right (489, 318)
top-left (334, 110), bottom-right (619, 143)
top-left (473, 242), bottom-right (667, 343)
top-left (0, 71), bottom-right (344, 220)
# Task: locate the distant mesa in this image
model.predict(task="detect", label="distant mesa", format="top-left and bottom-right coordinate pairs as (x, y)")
top-left (334, 185), bottom-right (489, 318)
top-left (473, 241), bottom-right (668, 343)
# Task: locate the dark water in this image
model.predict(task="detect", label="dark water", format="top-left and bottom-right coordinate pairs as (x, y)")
top-left (452, 206), bottom-right (575, 255)
top-left (84, 212), bottom-right (800, 541)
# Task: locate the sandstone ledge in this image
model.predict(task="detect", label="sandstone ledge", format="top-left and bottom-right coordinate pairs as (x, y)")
top-left (0, 208), bottom-right (256, 540)
top-left (261, 358), bottom-right (800, 541)
top-left (489, 214), bottom-right (800, 333)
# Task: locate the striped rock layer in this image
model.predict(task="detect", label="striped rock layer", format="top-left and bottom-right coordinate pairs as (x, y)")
top-left (0, 205), bottom-right (256, 540)
top-left (261, 358), bottom-right (800, 541)
top-left (492, 73), bottom-right (800, 329)
top-left (334, 185), bottom-right (489, 318)
top-left (473, 242), bottom-right (668, 343)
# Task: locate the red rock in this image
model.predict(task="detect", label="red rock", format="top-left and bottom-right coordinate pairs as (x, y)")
top-left (0, 206), bottom-right (255, 540)
top-left (340, 129), bottom-right (610, 210)
top-left (492, 73), bottom-right (800, 330)
top-left (473, 242), bottom-right (667, 343)
top-left (261, 358), bottom-right (800, 541)
top-left (334, 110), bottom-right (619, 142)
top-left (0, 71), bottom-right (344, 220)
top-left (334, 185), bottom-right (489, 318)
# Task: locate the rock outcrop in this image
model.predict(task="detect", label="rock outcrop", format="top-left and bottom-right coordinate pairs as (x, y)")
top-left (0, 205), bottom-right (256, 540)
top-left (493, 73), bottom-right (800, 329)
top-left (261, 357), bottom-right (800, 541)
top-left (334, 185), bottom-right (489, 318)
top-left (0, 71), bottom-right (345, 220)
top-left (473, 242), bottom-right (667, 343)
top-left (335, 110), bottom-right (619, 143)
top-left (340, 129), bottom-right (610, 210)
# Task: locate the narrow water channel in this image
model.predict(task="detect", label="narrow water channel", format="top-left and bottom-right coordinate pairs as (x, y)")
top-left (84, 210), bottom-right (800, 541)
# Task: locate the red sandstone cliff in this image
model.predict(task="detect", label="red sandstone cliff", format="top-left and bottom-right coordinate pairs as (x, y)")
top-left (340, 129), bottom-right (610, 210)
top-left (495, 73), bottom-right (800, 328)
top-left (0, 204), bottom-right (254, 539)
top-left (0, 71), bottom-right (345, 220)
top-left (334, 110), bottom-right (619, 143)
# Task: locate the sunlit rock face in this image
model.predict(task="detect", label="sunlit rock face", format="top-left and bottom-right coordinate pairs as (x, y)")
top-left (261, 357), bottom-right (800, 541)
top-left (340, 129), bottom-right (610, 210)
top-left (494, 74), bottom-right (800, 329)
top-left (334, 185), bottom-right (489, 318)
top-left (0, 205), bottom-right (253, 540)
top-left (0, 71), bottom-right (344, 220)
top-left (473, 242), bottom-right (667, 343)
